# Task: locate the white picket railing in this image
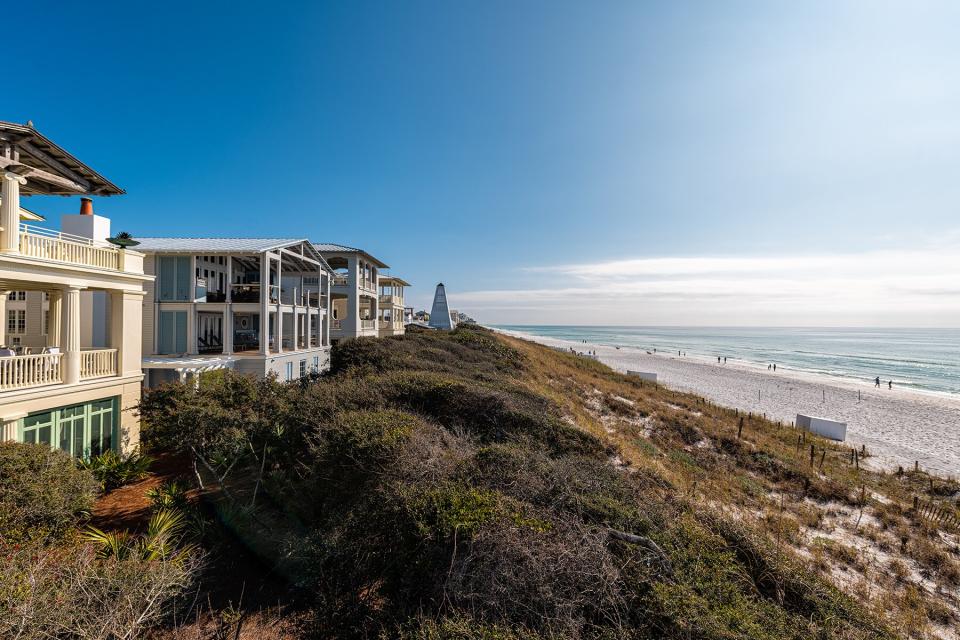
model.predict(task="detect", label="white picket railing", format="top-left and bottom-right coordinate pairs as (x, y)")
top-left (360, 319), bottom-right (375, 329)
top-left (18, 224), bottom-right (120, 270)
top-left (80, 349), bottom-right (118, 380)
top-left (0, 353), bottom-right (62, 391)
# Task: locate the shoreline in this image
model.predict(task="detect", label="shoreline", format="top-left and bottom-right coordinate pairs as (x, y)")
top-left (492, 326), bottom-right (960, 477)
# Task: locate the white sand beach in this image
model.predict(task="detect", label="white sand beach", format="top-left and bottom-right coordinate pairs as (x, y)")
top-left (496, 328), bottom-right (960, 477)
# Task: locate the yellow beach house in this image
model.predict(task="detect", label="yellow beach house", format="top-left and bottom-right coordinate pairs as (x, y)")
top-left (0, 121), bottom-right (149, 456)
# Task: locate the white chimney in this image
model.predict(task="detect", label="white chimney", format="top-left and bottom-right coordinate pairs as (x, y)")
top-left (61, 197), bottom-right (111, 245)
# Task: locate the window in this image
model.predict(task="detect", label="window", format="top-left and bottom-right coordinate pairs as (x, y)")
top-left (312, 355), bottom-right (320, 372)
top-left (299, 359), bottom-right (306, 377)
top-left (20, 398), bottom-right (117, 459)
top-left (7, 309), bottom-right (25, 334)
top-left (158, 256), bottom-right (192, 301)
top-left (12, 291), bottom-right (26, 301)
top-left (42, 310), bottom-right (49, 336)
top-left (158, 311), bottom-right (188, 354)
top-left (285, 362), bottom-right (294, 381)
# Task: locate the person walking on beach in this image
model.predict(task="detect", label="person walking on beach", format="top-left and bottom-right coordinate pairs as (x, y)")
top-left (773, 364), bottom-right (776, 372)
top-left (875, 376), bottom-right (880, 388)
top-left (724, 357), bottom-right (727, 364)
top-left (717, 356), bottom-right (721, 364)
top-left (888, 380), bottom-right (893, 390)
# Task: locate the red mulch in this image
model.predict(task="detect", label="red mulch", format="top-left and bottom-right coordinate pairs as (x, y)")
top-left (89, 452), bottom-right (200, 532)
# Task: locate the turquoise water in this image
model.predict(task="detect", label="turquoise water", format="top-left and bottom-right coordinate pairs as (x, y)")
top-left (494, 326), bottom-right (960, 396)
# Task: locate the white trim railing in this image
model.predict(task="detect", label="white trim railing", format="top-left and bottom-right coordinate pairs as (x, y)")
top-left (332, 275), bottom-right (349, 286)
top-left (80, 349), bottom-right (118, 380)
top-left (19, 224), bottom-right (120, 270)
top-left (332, 319), bottom-right (343, 330)
top-left (360, 319), bottom-right (375, 329)
top-left (0, 353), bottom-right (62, 391)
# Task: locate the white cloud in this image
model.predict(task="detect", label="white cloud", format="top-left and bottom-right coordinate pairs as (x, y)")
top-left (453, 246), bottom-right (960, 326)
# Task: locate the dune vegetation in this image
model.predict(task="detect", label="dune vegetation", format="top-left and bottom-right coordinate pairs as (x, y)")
top-left (4, 325), bottom-right (958, 638)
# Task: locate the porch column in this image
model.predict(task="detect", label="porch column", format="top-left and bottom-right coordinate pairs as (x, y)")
top-left (61, 285), bottom-right (83, 384)
top-left (274, 307), bottom-right (283, 354)
top-left (222, 307), bottom-right (233, 354)
top-left (1, 171), bottom-right (26, 253)
top-left (47, 290), bottom-right (62, 348)
top-left (259, 254), bottom-right (269, 355)
top-left (0, 291), bottom-right (7, 347)
top-left (1, 419), bottom-right (18, 442)
top-left (306, 311), bottom-right (313, 348)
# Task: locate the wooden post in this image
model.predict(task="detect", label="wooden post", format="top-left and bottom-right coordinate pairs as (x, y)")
top-left (914, 460), bottom-right (919, 473)
top-left (809, 444), bottom-right (815, 467)
top-left (854, 449), bottom-right (859, 470)
top-left (818, 448), bottom-right (826, 470)
top-left (737, 417), bottom-right (743, 439)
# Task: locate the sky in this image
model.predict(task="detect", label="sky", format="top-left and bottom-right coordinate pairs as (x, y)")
top-left (8, 1), bottom-right (960, 326)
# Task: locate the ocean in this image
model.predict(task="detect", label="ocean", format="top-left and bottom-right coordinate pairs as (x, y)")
top-left (493, 326), bottom-right (960, 396)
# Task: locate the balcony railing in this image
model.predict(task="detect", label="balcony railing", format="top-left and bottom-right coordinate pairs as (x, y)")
top-left (332, 275), bottom-right (349, 286)
top-left (332, 319), bottom-right (343, 330)
top-left (0, 353), bottom-right (62, 391)
top-left (379, 294), bottom-right (402, 306)
top-left (80, 349), bottom-right (118, 380)
top-left (18, 224), bottom-right (121, 270)
top-left (360, 319), bottom-right (375, 329)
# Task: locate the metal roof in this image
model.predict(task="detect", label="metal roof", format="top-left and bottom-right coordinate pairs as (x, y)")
top-left (0, 121), bottom-right (124, 196)
top-left (313, 242), bottom-right (390, 268)
top-left (380, 275), bottom-right (411, 287)
top-left (136, 238), bottom-right (307, 253)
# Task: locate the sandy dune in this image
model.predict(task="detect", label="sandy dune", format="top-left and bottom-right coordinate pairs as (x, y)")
top-left (496, 328), bottom-right (960, 477)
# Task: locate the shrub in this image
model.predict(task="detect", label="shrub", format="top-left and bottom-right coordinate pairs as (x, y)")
top-left (0, 442), bottom-right (98, 542)
top-left (80, 450), bottom-right (153, 491)
top-left (0, 537), bottom-right (201, 639)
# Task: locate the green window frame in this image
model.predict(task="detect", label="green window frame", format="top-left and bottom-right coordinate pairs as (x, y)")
top-left (18, 398), bottom-right (118, 459)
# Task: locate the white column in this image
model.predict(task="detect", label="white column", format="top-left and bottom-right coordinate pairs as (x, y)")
top-left (225, 256), bottom-right (233, 303)
top-left (62, 285), bottom-right (83, 384)
top-left (306, 311), bottom-right (313, 348)
top-left (259, 254), bottom-right (269, 355)
top-left (47, 290), bottom-right (62, 348)
top-left (0, 291), bottom-right (7, 347)
top-left (1, 172), bottom-right (26, 253)
top-left (222, 307), bottom-right (233, 354)
top-left (274, 307), bottom-right (283, 354)
top-left (1, 419), bottom-right (18, 442)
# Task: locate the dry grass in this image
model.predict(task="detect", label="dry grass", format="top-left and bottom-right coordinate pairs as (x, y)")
top-left (501, 333), bottom-right (960, 639)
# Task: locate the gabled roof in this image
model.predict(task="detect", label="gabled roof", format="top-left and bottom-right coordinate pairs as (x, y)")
top-left (136, 238), bottom-right (305, 253)
top-left (136, 237), bottom-right (331, 271)
top-left (313, 242), bottom-right (389, 268)
top-left (0, 121), bottom-right (124, 196)
top-left (379, 276), bottom-right (411, 287)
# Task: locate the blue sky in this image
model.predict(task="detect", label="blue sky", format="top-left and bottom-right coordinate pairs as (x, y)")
top-left (10, 1), bottom-right (960, 325)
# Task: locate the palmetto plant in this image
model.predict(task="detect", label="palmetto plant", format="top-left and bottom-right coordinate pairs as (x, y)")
top-left (84, 508), bottom-right (195, 561)
top-left (145, 479), bottom-right (190, 511)
top-left (80, 450), bottom-right (154, 491)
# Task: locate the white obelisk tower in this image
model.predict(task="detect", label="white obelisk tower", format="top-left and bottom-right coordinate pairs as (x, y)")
top-left (429, 282), bottom-right (455, 330)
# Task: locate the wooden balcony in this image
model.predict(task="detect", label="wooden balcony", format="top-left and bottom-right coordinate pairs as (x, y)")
top-left (0, 352), bottom-right (62, 391)
top-left (18, 224), bottom-right (121, 270)
top-left (0, 348), bottom-right (119, 392)
top-left (80, 349), bottom-right (118, 380)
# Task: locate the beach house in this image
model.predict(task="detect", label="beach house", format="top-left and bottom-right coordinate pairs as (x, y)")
top-left (0, 121), bottom-right (149, 456)
top-left (378, 276), bottom-right (409, 337)
top-left (137, 238), bottom-right (332, 385)
top-left (314, 243), bottom-right (388, 343)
